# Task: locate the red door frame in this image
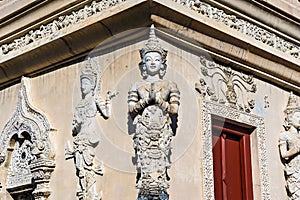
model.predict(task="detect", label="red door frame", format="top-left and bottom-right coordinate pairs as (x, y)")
top-left (212, 124), bottom-right (254, 200)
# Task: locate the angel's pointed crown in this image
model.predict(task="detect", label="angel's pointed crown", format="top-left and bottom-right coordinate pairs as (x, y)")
top-left (139, 24), bottom-right (168, 62)
top-left (285, 92), bottom-right (300, 115)
top-left (80, 57), bottom-right (98, 86)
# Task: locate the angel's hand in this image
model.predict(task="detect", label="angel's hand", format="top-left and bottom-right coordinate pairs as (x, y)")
top-left (106, 91), bottom-right (118, 100)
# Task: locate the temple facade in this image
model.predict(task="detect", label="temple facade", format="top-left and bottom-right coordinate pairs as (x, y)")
top-left (0, 0), bottom-right (299, 199)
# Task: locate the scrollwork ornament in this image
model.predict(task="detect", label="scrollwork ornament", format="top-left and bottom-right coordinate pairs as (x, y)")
top-left (195, 56), bottom-right (256, 112)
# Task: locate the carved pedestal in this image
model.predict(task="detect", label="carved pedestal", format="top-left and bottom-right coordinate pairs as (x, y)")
top-left (30, 158), bottom-right (55, 200)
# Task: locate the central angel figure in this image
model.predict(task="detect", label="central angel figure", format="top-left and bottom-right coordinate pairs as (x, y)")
top-left (128, 25), bottom-right (180, 200)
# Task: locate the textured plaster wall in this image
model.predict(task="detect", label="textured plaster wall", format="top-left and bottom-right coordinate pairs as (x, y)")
top-left (253, 79), bottom-right (290, 200)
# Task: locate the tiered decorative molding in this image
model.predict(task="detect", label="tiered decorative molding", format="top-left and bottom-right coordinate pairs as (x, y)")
top-left (0, 77), bottom-right (55, 199)
top-left (1, 0), bottom-right (300, 61)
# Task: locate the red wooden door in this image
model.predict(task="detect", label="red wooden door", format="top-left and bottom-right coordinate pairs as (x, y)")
top-left (212, 125), bottom-right (253, 200)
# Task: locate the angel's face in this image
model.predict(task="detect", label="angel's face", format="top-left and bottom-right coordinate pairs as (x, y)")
top-left (291, 111), bottom-right (300, 129)
top-left (81, 77), bottom-right (94, 96)
top-left (144, 52), bottom-right (162, 76)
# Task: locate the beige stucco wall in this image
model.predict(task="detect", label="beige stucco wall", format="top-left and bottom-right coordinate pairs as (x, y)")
top-left (252, 76), bottom-right (289, 200)
top-left (0, 28), bottom-right (294, 199)
top-left (0, 0), bottom-right (299, 198)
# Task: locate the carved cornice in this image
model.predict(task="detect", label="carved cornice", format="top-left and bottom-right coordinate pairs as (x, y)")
top-left (1, 0), bottom-right (300, 62)
top-left (195, 56), bottom-right (256, 113)
top-left (200, 100), bottom-right (270, 200)
top-left (172, 0), bottom-right (300, 60)
top-left (0, 0), bottom-right (127, 56)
